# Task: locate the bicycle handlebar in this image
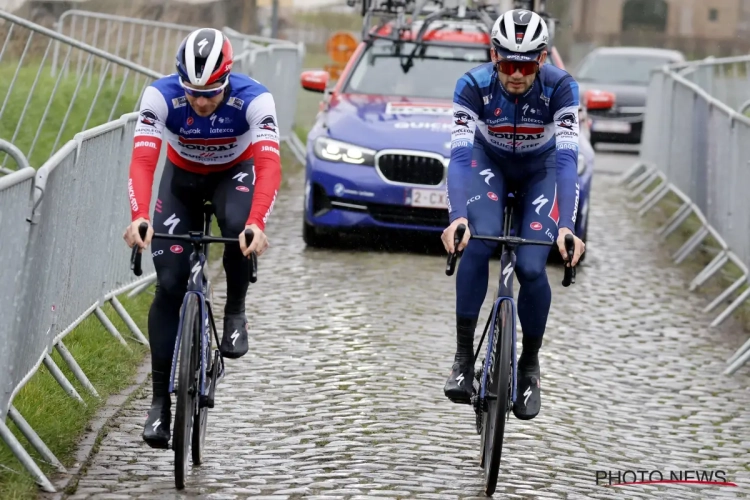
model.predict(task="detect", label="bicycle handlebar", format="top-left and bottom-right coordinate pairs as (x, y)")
top-left (445, 223), bottom-right (577, 287)
top-left (130, 222), bottom-right (258, 283)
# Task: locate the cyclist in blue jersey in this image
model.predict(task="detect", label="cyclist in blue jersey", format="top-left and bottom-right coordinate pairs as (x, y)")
top-left (442, 9), bottom-right (585, 420)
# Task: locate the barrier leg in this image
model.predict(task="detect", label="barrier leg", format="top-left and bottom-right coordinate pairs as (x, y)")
top-left (0, 421), bottom-right (55, 493)
top-left (618, 160), bottom-right (648, 185)
top-left (94, 306), bottom-right (131, 352)
top-left (43, 355), bottom-right (84, 405)
top-left (657, 203), bottom-right (692, 240)
top-left (712, 287), bottom-right (750, 329)
top-left (628, 172), bottom-right (661, 201)
top-left (704, 276), bottom-right (747, 314)
top-left (689, 251), bottom-right (728, 292)
top-left (55, 340), bottom-right (98, 398)
top-left (672, 226), bottom-right (709, 264)
top-left (625, 166), bottom-right (654, 191)
top-left (7, 406), bottom-right (65, 472)
top-left (126, 278), bottom-right (154, 299)
top-left (637, 182), bottom-right (671, 216)
top-left (109, 296), bottom-right (149, 346)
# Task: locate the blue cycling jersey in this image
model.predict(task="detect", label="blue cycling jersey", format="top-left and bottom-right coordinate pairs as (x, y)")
top-left (446, 62), bottom-right (580, 231)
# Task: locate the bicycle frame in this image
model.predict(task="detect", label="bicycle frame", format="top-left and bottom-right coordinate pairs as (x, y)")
top-left (479, 211), bottom-right (519, 411)
top-left (167, 211), bottom-right (221, 401)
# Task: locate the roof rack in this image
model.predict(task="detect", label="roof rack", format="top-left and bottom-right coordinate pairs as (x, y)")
top-left (344, 0), bottom-right (502, 71)
top-left (344, 0), bottom-right (558, 71)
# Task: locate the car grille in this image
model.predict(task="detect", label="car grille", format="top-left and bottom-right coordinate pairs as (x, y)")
top-left (376, 153), bottom-right (445, 186)
top-left (367, 202), bottom-right (448, 228)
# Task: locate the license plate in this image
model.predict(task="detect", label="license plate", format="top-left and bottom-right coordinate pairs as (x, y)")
top-left (410, 188), bottom-right (447, 209)
top-left (592, 120), bottom-right (631, 134)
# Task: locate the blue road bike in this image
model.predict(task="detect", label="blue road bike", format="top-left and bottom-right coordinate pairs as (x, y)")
top-left (445, 191), bottom-right (577, 496)
top-left (130, 202), bottom-right (257, 490)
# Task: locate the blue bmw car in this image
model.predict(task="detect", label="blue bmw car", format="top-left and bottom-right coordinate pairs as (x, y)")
top-left (298, 20), bottom-right (610, 249)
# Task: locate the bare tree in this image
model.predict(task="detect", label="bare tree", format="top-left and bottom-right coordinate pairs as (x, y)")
top-left (225, 0), bottom-right (258, 34)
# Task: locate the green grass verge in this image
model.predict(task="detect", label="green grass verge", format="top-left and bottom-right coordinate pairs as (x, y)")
top-left (0, 291), bottom-right (152, 499)
top-left (0, 63), bottom-right (147, 169)
top-left (634, 178), bottom-right (750, 328)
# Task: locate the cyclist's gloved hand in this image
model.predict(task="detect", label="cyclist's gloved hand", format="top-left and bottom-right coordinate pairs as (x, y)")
top-left (442, 217), bottom-right (471, 254)
top-left (123, 217), bottom-right (154, 251)
top-left (556, 227), bottom-right (585, 266)
top-left (240, 224), bottom-right (269, 257)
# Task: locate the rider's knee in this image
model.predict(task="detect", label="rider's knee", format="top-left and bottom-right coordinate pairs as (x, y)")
top-left (514, 257), bottom-right (546, 284)
top-left (155, 270), bottom-right (188, 298)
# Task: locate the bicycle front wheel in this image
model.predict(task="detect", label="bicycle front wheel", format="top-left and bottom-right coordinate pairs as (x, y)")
top-left (174, 294), bottom-right (200, 490)
top-left (192, 308), bottom-right (212, 465)
top-left (482, 299), bottom-right (514, 495)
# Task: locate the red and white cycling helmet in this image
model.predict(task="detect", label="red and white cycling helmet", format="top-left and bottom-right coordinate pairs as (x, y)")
top-left (176, 28), bottom-right (234, 87)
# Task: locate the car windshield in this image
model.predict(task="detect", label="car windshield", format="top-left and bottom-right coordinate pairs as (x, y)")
top-left (344, 40), bottom-right (489, 99)
top-left (575, 53), bottom-right (675, 85)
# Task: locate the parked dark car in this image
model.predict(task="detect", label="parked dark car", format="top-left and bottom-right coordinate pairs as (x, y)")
top-left (573, 46), bottom-right (685, 147)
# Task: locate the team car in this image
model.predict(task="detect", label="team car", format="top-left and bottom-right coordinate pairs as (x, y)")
top-left (298, 0), bottom-right (613, 248)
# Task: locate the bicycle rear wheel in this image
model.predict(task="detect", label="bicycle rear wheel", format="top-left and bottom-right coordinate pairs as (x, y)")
top-left (191, 307), bottom-right (212, 465)
top-left (174, 294), bottom-right (200, 490)
top-left (482, 299), bottom-right (513, 496)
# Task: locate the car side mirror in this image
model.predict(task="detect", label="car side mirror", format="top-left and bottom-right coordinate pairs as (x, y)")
top-left (300, 70), bottom-right (329, 93)
top-left (584, 89), bottom-right (615, 111)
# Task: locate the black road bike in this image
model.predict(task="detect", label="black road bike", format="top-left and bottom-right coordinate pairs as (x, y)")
top-left (445, 192), bottom-right (578, 496)
top-left (130, 202), bottom-right (258, 490)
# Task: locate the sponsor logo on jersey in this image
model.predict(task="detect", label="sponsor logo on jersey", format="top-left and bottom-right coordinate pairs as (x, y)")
top-left (487, 124), bottom-right (544, 141)
top-left (210, 128), bottom-right (234, 134)
top-left (172, 96), bottom-right (187, 108)
top-left (453, 110), bottom-right (473, 128)
top-left (228, 97), bottom-right (244, 109)
top-left (259, 115), bottom-right (277, 133)
top-left (557, 112), bottom-right (577, 130)
top-left (139, 109), bottom-right (158, 126)
top-left (261, 145), bottom-right (280, 155)
top-left (134, 140), bottom-right (157, 149)
top-left (178, 136), bottom-right (238, 152)
top-left (180, 127), bottom-right (201, 135)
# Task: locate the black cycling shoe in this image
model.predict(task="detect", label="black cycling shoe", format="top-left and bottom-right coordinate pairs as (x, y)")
top-left (513, 358), bottom-right (541, 420)
top-left (142, 396), bottom-right (171, 449)
top-left (220, 313), bottom-right (249, 359)
top-left (444, 359), bottom-right (475, 404)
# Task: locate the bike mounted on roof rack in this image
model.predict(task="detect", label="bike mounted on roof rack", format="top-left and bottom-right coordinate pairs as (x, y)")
top-left (344, 0), bottom-right (557, 72)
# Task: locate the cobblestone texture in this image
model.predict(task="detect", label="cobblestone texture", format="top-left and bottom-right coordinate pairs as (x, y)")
top-left (67, 156), bottom-right (750, 499)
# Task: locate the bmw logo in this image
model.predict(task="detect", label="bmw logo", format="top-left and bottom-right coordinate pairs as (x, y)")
top-left (334, 183), bottom-right (345, 197)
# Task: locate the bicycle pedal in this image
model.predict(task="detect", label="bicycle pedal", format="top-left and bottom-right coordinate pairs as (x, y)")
top-left (448, 396), bottom-right (473, 405)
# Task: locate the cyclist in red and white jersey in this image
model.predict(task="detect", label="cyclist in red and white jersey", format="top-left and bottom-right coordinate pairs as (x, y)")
top-left (123, 28), bottom-right (281, 449)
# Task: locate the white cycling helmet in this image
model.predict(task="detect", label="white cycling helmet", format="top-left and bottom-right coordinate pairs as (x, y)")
top-left (491, 9), bottom-right (549, 61)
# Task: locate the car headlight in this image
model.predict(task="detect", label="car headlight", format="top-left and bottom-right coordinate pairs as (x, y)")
top-left (577, 153), bottom-right (586, 176)
top-left (314, 137), bottom-right (376, 166)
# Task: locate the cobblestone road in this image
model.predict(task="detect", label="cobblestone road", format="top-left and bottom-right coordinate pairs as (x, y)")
top-left (66, 154), bottom-right (750, 499)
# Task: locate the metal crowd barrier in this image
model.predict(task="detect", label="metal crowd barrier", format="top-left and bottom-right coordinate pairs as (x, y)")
top-left (0, 11), bottom-right (306, 492)
top-left (53, 11), bottom-right (307, 164)
top-left (0, 117), bottom-right (163, 492)
top-left (619, 57), bottom-right (750, 376)
top-left (0, 10), bottom-right (161, 173)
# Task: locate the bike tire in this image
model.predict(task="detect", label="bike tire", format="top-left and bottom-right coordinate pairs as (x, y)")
top-left (482, 299), bottom-right (513, 496)
top-left (191, 305), bottom-right (211, 465)
top-left (174, 294), bottom-right (200, 490)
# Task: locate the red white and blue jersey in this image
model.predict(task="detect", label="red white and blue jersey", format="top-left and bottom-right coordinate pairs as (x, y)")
top-left (128, 73), bottom-right (281, 230)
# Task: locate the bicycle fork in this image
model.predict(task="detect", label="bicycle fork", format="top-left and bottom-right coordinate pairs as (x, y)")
top-left (472, 247), bottom-right (519, 424)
